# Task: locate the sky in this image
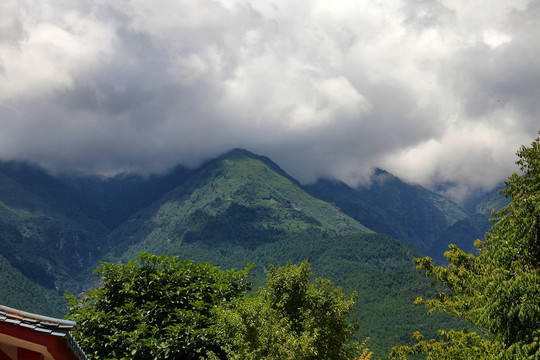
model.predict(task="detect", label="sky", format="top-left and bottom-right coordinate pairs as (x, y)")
top-left (0, 0), bottom-right (539, 202)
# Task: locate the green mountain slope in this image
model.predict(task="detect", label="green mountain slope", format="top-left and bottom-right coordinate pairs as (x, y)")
top-left (303, 169), bottom-right (468, 259)
top-left (106, 149), bottom-right (372, 258)
top-left (0, 161), bottom-right (108, 296)
top-left (0, 253), bottom-right (66, 317)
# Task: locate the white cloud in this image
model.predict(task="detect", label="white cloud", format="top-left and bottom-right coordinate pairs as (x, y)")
top-left (382, 122), bottom-right (524, 201)
top-left (0, 4), bottom-right (115, 101)
top-left (0, 0), bottom-right (538, 201)
top-left (482, 29), bottom-right (512, 48)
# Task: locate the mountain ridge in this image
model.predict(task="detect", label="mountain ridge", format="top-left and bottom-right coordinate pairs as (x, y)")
top-left (303, 169), bottom-right (469, 259)
top-left (103, 148), bottom-right (372, 260)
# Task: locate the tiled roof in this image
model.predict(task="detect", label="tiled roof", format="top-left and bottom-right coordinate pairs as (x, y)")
top-left (0, 305), bottom-right (88, 360)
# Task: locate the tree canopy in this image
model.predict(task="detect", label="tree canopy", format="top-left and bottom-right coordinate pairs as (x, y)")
top-left (209, 260), bottom-right (362, 359)
top-left (66, 255), bottom-right (364, 359)
top-left (390, 133), bottom-right (540, 359)
top-left (66, 253), bottom-right (252, 359)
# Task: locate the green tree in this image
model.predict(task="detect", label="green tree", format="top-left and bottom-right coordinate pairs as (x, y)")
top-left (390, 133), bottom-right (540, 359)
top-left (66, 253), bottom-right (252, 360)
top-left (209, 260), bottom-right (363, 359)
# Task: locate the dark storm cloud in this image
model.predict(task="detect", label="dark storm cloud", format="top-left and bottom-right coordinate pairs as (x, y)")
top-left (0, 0), bottom-right (538, 201)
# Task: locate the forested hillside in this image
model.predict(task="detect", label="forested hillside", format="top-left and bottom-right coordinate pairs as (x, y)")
top-left (304, 169), bottom-right (508, 261)
top-left (0, 253), bottom-right (66, 317)
top-left (0, 162), bottom-right (108, 299)
top-left (438, 186), bottom-right (509, 254)
top-left (60, 165), bottom-right (192, 230)
top-left (0, 148), bottom-right (503, 357)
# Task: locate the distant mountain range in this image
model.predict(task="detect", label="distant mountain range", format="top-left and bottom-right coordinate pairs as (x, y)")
top-left (303, 168), bottom-right (506, 259)
top-left (0, 149), bottom-right (507, 356)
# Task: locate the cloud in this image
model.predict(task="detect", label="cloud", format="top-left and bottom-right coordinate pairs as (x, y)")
top-left (0, 0), bottom-right (539, 201)
top-left (381, 122), bottom-right (524, 202)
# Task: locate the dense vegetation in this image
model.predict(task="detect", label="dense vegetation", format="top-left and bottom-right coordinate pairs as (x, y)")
top-left (210, 260), bottom-right (361, 359)
top-left (67, 254), bottom-right (364, 359)
top-left (0, 161), bottom-right (108, 314)
top-left (66, 253), bottom-right (252, 359)
top-left (391, 134), bottom-right (540, 359)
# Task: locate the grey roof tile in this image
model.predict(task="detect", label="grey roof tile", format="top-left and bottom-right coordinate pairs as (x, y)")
top-left (50, 331), bottom-right (67, 337)
top-left (5, 318), bottom-right (21, 325)
top-left (18, 322), bottom-right (37, 330)
top-left (33, 327), bottom-right (53, 334)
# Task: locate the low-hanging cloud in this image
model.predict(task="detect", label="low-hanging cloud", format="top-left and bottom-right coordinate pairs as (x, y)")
top-left (1, 0), bottom-right (539, 202)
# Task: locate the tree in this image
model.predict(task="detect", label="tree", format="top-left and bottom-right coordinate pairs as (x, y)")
top-left (390, 133), bottom-right (540, 359)
top-left (66, 253), bottom-right (252, 360)
top-left (209, 260), bottom-right (363, 360)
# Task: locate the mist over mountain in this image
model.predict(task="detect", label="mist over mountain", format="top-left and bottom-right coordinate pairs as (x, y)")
top-left (1, 1), bottom-right (538, 205)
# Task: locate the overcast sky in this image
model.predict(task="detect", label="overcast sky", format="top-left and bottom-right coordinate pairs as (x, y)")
top-left (1, 0), bottom-right (539, 201)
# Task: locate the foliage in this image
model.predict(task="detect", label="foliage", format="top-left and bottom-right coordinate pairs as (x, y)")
top-left (209, 260), bottom-right (362, 360)
top-left (390, 133), bottom-right (540, 359)
top-left (353, 346), bottom-right (374, 360)
top-left (66, 253), bottom-right (252, 360)
top-left (0, 150), bottom-right (466, 357)
top-left (67, 255), bottom-right (367, 360)
top-left (125, 230), bottom-right (460, 357)
top-left (390, 328), bottom-right (498, 359)
top-left (102, 230), bottom-right (460, 357)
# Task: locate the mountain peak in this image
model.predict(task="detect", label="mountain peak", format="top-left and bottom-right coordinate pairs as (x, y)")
top-left (215, 148), bottom-right (301, 186)
top-left (106, 150), bottom-right (372, 257)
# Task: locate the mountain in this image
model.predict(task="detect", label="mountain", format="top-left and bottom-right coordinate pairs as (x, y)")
top-left (94, 150), bottom-right (462, 356)
top-left (303, 169), bottom-right (468, 259)
top-left (104, 149), bottom-right (372, 259)
top-left (437, 185), bottom-right (509, 254)
top-left (0, 150), bottom-right (477, 356)
top-left (469, 184), bottom-right (509, 216)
